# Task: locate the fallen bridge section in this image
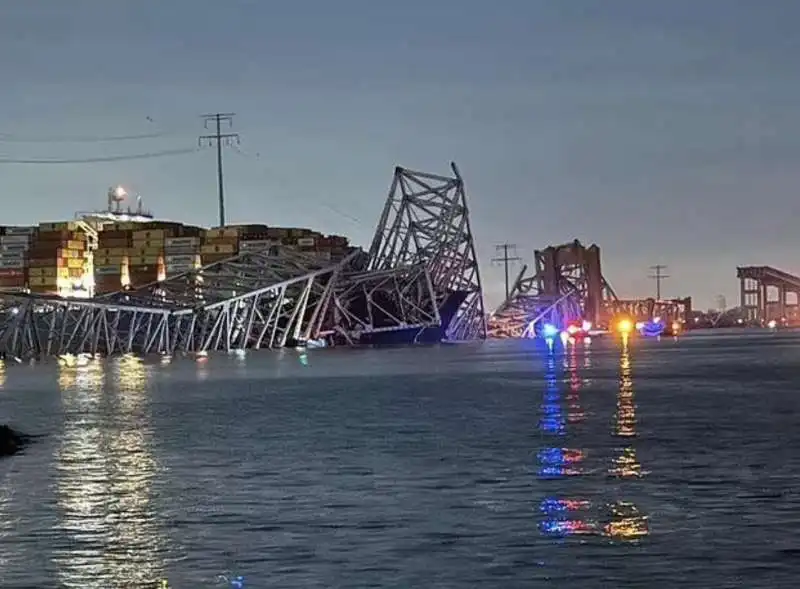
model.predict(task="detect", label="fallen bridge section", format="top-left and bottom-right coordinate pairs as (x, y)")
top-left (0, 247), bottom-right (356, 359)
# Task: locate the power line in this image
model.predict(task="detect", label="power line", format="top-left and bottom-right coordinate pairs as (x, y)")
top-left (199, 113), bottom-right (239, 227)
top-left (648, 264), bottom-right (670, 300)
top-left (0, 117), bottom-right (193, 143)
top-left (492, 243), bottom-right (521, 301)
top-left (0, 131), bottom-right (174, 143)
top-left (0, 147), bottom-right (199, 164)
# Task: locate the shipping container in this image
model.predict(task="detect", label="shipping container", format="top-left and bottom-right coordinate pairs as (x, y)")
top-left (164, 254), bottom-right (200, 265)
top-left (296, 237), bottom-right (316, 247)
top-left (132, 228), bottom-right (172, 241)
top-left (94, 265), bottom-right (124, 276)
top-left (204, 227), bottom-right (240, 240)
top-left (0, 268), bottom-right (24, 278)
top-left (200, 253), bottom-right (231, 264)
top-left (0, 234), bottom-right (32, 245)
top-left (0, 249), bottom-right (26, 258)
top-left (98, 229), bottom-right (132, 241)
top-left (97, 247), bottom-right (128, 257)
top-left (202, 236), bottom-right (239, 247)
top-left (128, 246), bottom-right (163, 257)
top-left (200, 244), bottom-right (236, 255)
top-left (94, 255), bottom-right (127, 266)
top-left (98, 237), bottom-right (131, 249)
top-left (29, 275), bottom-right (58, 287)
top-left (164, 246), bottom-right (200, 256)
top-left (0, 258), bottom-right (25, 269)
top-left (128, 256), bottom-right (162, 266)
top-left (27, 248), bottom-right (82, 260)
top-left (36, 230), bottom-right (85, 242)
top-left (266, 228), bottom-right (289, 239)
top-left (131, 239), bottom-right (165, 250)
top-left (3, 226), bottom-right (37, 236)
top-left (165, 236), bottom-right (200, 248)
top-left (287, 228), bottom-right (312, 238)
top-left (39, 221), bottom-right (79, 232)
top-left (0, 279), bottom-right (26, 289)
top-left (239, 240), bottom-right (278, 250)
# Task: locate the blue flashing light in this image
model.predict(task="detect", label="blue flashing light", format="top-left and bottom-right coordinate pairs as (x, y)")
top-left (541, 323), bottom-right (559, 338)
top-left (640, 320), bottom-right (665, 337)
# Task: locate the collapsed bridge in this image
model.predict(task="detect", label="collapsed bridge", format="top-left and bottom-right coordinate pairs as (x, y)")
top-left (0, 163), bottom-right (486, 359)
top-left (488, 239), bottom-right (691, 338)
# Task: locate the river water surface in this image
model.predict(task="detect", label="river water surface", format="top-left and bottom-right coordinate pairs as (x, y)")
top-left (0, 331), bottom-right (798, 588)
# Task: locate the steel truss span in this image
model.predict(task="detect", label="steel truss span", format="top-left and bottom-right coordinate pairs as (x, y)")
top-left (367, 163), bottom-right (486, 341)
top-left (0, 163), bottom-right (486, 359)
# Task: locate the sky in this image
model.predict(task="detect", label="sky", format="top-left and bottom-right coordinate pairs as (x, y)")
top-left (1, 0), bottom-right (799, 311)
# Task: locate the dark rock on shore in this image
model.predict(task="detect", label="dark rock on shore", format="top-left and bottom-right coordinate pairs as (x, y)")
top-left (0, 425), bottom-right (29, 457)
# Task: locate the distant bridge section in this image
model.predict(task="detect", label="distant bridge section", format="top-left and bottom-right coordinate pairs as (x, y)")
top-left (737, 265), bottom-right (800, 324)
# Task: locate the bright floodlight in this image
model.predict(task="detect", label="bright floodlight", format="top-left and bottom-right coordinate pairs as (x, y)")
top-left (617, 318), bottom-right (633, 334)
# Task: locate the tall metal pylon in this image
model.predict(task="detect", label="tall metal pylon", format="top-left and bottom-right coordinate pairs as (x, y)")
top-left (199, 113), bottom-right (239, 227)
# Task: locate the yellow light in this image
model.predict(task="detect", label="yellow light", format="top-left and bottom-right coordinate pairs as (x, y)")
top-left (617, 318), bottom-right (633, 334)
top-left (671, 321), bottom-right (681, 332)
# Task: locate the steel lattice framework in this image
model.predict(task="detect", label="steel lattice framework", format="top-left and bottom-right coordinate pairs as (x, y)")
top-left (367, 163), bottom-right (486, 340)
top-left (488, 240), bottom-right (617, 338)
top-left (0, 163), bottom-right (486, 359)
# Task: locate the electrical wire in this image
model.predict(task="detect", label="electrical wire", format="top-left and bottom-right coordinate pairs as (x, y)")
top-left (0, 147), bottom-right (200, 164)
top-left (0, 116), bottom-right (193, 143)
top-left (0, 131), bottom-right (178, 143)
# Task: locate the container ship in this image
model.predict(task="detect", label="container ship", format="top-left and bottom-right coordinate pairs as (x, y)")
top-left (0, 186), bottom-right (353, 298)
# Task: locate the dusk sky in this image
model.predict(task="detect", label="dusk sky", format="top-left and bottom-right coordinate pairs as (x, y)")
top-left (2, 0), bottom-right (799, 310)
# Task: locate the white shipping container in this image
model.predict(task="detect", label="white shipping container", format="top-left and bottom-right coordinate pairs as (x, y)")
top-left (0, 235), bottom-right (32, 245)
top-left (94, 266), bottom-right (122, 275)
top-left (0, 243), bottom-right (29, 253)
top-left (164, 246), bottom-right (199, 255)
top-left (0, 258), bottom-right (25, 269)
top-left (3, 226), bottom-right (36, 236)
top-left (240, 239), bottom-right (277, 250)
top-left (296, 237), bottom-right (316, 247)
top-left (165, 254), bottom-right (198, 265)
top-left (0, 248), bottom-right (26, 258)
top-left (164, 237), bottom-right (201, 248)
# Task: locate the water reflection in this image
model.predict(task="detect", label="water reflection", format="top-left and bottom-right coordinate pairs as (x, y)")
top-left (537, 343), bottom-right (591, 537)
top-left (537, 336), bottom-right (650, 541)
top-left (54, 355), bottom-right (166, 588)
top-left (606, 334), bottom-right (649, 541)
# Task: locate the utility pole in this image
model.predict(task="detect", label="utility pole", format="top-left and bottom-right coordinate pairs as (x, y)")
top-left (199, 113), bottom-right (239, 227)
top-left (492, 243), bottom-right (521, 301)
top-left (648, 265), bottom-right (670, 301)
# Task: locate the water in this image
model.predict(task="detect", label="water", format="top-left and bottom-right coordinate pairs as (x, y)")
top-left (0, 331), bottom-right (798, 588)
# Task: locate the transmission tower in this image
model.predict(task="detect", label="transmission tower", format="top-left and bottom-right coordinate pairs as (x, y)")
top-left (199, 113), bottom-right (239, 227)
top-left (648, 265), bottom-right (670, 300)
top-left (492, 243), bottom-right (521, 301)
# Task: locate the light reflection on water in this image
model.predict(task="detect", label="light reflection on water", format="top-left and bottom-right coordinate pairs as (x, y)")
top-left (537, 336), bottom-right (649, 541)
top-left (606, 334), bottom-right (649, 540)
top-left (53, 355), bottom-right (167, 588)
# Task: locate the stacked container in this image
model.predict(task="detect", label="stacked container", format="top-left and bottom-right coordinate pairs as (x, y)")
top-left (27, 228), bottom-right (86, 295)
top-left (164, 232), bottom-right (202, 276)
top-left (237, 224), bottom-right (275, 254)
top-left (94, 228), bottom-right (131, 294)
top-left (321, 234), bottom-right (351, 262)
top-left (128, 226), bottom-right (170, 286)
top-left (200, 226), bottom-right (239, 265)
top-left (0, 226), bottom-right (36, 291)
